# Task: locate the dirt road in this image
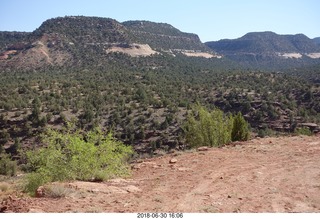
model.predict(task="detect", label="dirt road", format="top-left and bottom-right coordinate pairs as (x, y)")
top-left (2, 135), bottom-right (320, 212)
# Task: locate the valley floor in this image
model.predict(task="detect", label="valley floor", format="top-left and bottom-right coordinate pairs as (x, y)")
top-left (2, 135), bottom-right (320, 213)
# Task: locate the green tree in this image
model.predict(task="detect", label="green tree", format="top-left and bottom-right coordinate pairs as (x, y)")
top-left (0, 153), bottom-right (17, 176)
top-left (183, 104), bottom-right (233, 148)
top-left (12, 137), bottom-right (21, 154)
top-left (231, 112), bottom-right (250, 141)
top-left (0, 130), bottom-right (10, 145)
top-left (29, 97), bottom-right (41, 124)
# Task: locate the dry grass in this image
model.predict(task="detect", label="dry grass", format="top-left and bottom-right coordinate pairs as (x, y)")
top-left (44, 184), bottom-right (74, 198)
top-left (0, 182), bottom-right (10, 192)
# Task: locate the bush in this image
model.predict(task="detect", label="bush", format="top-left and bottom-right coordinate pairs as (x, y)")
top-left (231, 112), bottom-right (250, 141)
top-left (183, 104), bottom-right (233, 148)
top-left (25, 172), bottom-right (51, 195)
top-left (294, 127), bottom-right (313, 136)
top-left (257, 128), bottom-right (275, 138)
top-left (24, 128), bottom-right (133, 195)
top-left (12, 138), bottom-right (21, 154)
top-left (0, 153), bottom-right (17, 177)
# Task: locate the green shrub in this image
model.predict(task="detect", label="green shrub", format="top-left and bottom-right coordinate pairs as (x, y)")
top-left (0, 153), bottom-right (17, 177)
top-left (25, 172), bottom-right (52, 195)
top-left (294, 127), bottom-right (313, 136)
top-left (231, 112), bottom-right (250, 141)
top-left (24, 128), bottom-right (133, 195)
top-left (183, 104), bottom-right (233, 148)
top-left (257, 127), bottom-right (276, 138)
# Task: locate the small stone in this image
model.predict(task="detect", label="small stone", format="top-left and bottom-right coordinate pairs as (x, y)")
top-left (227, 195), bottom-right (232, 198)
top-left (197, 146), bottom-right (209, 151)
top-left (125, 185), bottom-right (142, 193)
top-left (169, 158), bottom-right (177, 164)
top-left (152, 165), bottom-right (161, 169)
top-left (90, 189), bottom-right (100, 193)
top-left (28, 208), bottom-right (45, 213)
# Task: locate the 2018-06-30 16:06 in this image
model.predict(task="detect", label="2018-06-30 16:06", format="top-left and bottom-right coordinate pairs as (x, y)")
top-left (137, 213), bottom-right (183, 218)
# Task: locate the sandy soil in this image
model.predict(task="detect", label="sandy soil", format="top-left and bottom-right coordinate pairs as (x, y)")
top-left (279, 53), bottom-right (302, 59)
top-left (181, 51), bottom-right (216, 58)
top-left (306, 53), bottom-right (320, 59)
top-left (1, 135), bottom-right (320, 213)
top-left (106, 44), bottom-right (158, 57)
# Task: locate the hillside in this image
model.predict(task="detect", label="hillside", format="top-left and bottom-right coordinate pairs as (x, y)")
top-left (1, 17), bottom-right (320, 71)
top-left (0, 31), bottom-right (31, 49)
top-left (1, 135), bottom-right (320, 213)
top-left (0, 16), bottom-right (319, 180)
top-left (0, 16), bottom-right (216, 71)
top-left (314, 37), bottom-right (320, 45)
top-left (206, 32), bottom-right (320, 53)
top-left (205, 32), bottom-right (320, 69)
top-left (122, 20), bottom-right (210, 51)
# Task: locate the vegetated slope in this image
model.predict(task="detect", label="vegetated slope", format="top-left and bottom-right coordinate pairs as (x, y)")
top-left (2, 135), bottom-right (320, 213)
top-left (122, 20), bottom-right (210, 51)
top-left (0, 32), bottom-right (31, 49)
top-left (0, 16), bottom-right (134, 70)
top-left (205, 32), bottom-right (320, 70)
top-left (313, 37), bottom-right (320, 45)
top-left (206, 32), bottom-right (320, 54)
top-left (0, 16), bottom-right (320, 159)
top-left (1, 64), bottom-right (319, 158)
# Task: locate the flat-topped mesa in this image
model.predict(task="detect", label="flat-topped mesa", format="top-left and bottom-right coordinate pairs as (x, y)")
top-left (206, 31), bottom-right (320, 57)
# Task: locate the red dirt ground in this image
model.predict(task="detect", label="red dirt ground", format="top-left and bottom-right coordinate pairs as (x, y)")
top-left (1, 135), bottom-right (320, 213)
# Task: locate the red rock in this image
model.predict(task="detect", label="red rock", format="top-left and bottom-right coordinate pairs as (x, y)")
top-left (35, 186), bottom-right (45, 198)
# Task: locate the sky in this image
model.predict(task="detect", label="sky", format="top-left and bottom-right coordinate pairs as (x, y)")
top-left (1, 0), bottom-right (319, 42)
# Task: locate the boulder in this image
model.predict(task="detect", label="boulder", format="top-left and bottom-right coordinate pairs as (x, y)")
top-left (35, 186), bottom-right (45, 198)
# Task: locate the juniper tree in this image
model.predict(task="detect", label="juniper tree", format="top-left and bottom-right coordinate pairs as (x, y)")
top-left (231, 112), bottom-right (250, 141)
